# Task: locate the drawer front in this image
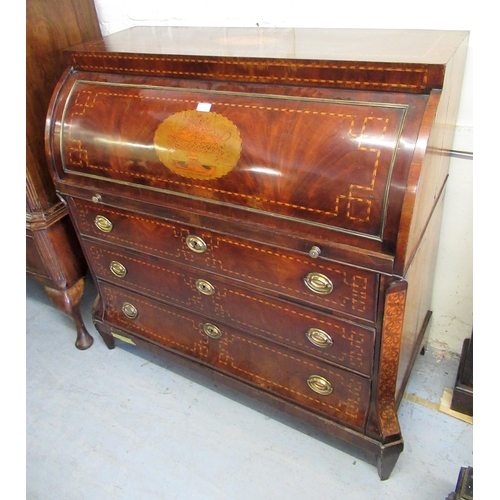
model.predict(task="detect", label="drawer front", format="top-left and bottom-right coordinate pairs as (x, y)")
top-left (100, 283), bottom-right (371, 431)
top-left (72, 197), bottom-right (378, 321)
top-left (84, 241), bottom-right (375, 375)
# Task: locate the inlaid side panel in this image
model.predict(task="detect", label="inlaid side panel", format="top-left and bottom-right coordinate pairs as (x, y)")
top-left (377, 280), bottom-right (407, 441)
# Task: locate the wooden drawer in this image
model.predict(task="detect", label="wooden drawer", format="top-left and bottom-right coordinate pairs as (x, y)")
top-left (100, 282), bottom-right (371, 431)
top-left (84, 240), bottom-right (376, 375)
top-left (71, 197), bottom-right (378, 321)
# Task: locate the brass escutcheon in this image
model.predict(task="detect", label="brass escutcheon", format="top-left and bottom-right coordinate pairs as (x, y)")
top-left (121, 302), bottom-right (138, 319)
top-left (110, 261), bottom-right (127, 278)
top-left (306, 328), bottom-right (333, 349)
top-left (186, 235), bottom-right (207, 254)
top-left (195, 278), bottom-right (216, 296)
top-left (94, 215), bottom-right (113, 233)
top-left (202, 322), bottom-right (222, 339)
top-left (303, 272), bottom-right (334, 295)
top-left (307, 375), bottom-right (333, 396)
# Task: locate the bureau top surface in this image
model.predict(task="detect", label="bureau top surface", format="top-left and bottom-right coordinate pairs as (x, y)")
top-left (66, 26), bottom-right (468, 65)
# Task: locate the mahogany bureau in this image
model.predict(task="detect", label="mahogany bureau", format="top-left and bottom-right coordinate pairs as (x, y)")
top-left (45, 27), bottom-right (469, 479)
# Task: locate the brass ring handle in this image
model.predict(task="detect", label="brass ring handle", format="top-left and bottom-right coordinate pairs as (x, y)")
top-left (122, 302), bottom-right (138, 319)
top-left (195, 279), bottom-right (216, 296)
top-left (110, 261), bottom-right (127, 278)
top-left (306, 328), bottom-right (333, 349)
top-left (186, 235), bottom-right (207, 254)
top-left (95, 215), bottom-right (113, 233)
top-left (202, 322), bottom-right (222, 339)
top-left (303, 272), bottom-right (334, 295)
top-left (307, 375), bottom-right (333, 396)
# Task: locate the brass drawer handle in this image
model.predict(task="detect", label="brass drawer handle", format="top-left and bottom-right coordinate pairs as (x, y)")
top-left (186, 235), bottom-right (207, 253)
top-left (306, 328), bottom-right (333, 349)
top-left (303, 272), bottom-right (333, 295)
top-left (202, 322), bottom-right (222, 339)
top-left (122, 302), bottom-right (138, 319)
top-left (195, 279), bottom-right (216, 296)
top-left (94, 215), bottom-right (113, 233)
top-left (307, 375), bottom-right (333, 396)
top-left (110, 261), bottom-right (127, 278)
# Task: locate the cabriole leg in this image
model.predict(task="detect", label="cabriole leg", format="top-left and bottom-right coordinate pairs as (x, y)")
top-left (44, 277), bottom-right (93, 350)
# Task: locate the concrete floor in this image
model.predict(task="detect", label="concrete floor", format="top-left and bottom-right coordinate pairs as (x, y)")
top-left (26, 275), bottom-right (472, 499)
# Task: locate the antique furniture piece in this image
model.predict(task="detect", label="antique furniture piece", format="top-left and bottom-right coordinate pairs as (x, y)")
top-left (451, 333), bottom-right (473, 416)
top-left (447, 466), bottom-right (473, 500)
top-left (45, 27), bottom-right (469, 478)
top-left (26, 0), bottom-right (101, 349)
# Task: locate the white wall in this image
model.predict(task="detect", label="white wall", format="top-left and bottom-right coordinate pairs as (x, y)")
top-left (92, 0), bottom-right (474, 353)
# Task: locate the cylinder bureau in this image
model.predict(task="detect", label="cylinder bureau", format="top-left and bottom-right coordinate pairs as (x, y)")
top-left (45, 27), bottom-right (469, 479)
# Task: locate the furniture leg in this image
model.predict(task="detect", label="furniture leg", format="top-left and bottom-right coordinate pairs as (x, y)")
top-left (44, 277), bottom-right (93, 350)
top-left (377, 441), bottom-right (404, 481)
top-left (93, 320), bottom-right (116, 350)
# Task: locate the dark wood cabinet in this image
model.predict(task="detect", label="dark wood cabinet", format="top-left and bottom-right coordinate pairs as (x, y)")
top-left (45, 27), bottom-right (469, 477)
top-left (451, 333), bottom-right (473, 416)
top-left (26, 0), bottom-right (101, 348)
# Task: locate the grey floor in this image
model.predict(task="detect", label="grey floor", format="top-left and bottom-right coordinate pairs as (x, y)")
top-left (26, 275), bottom-right (472, 499)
